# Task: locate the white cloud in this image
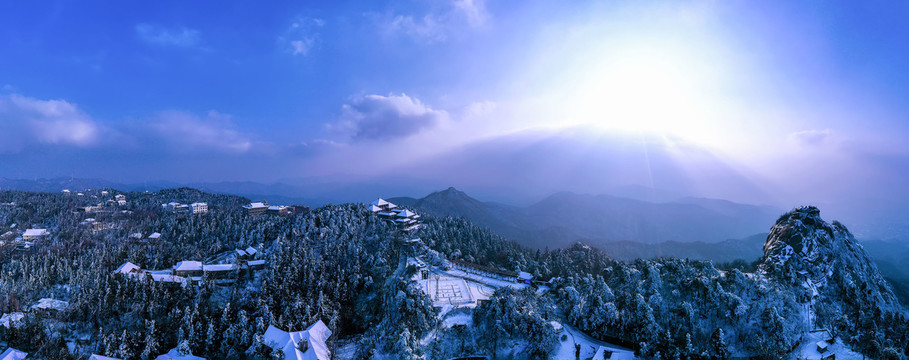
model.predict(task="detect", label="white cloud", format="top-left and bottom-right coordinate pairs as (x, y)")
top-left (379, 0), bottom-right (490, 44)
top-left (280, 17), bottom-right (325, 56)
top-left (789, 128), bottom-right (833, 146)
top-left (453, 0), bottom-right (489, 27)
top-left (0, 94), bottom-right (101, 152)
top-left (290, 39), bottom-right (315, 56)
top-left (135, 24), bottom-right (201, 47)
top-left (387, 14), bottom-right (448, 44)
top-left (328, 93), bottom-right (448, 141)
top-left (147, 110), bottom-right (254, 153)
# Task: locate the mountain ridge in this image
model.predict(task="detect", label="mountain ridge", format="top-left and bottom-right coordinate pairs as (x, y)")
top-left (391, 186), bottom-right (779, 248)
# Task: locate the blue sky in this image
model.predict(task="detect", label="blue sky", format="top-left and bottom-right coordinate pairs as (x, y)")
top-left (2, 0), bottom-right (909, 231)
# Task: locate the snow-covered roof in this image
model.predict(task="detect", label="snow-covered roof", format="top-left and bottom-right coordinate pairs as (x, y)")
top-left (368, 205), bottom-right (383, 212)
top-left (148, 232), bottom-right (162, 239)
top-left (245, 247), bottom-right (257, 255)
top-left (236, 249), bottom-right (248, 257)
top-left (260, 320), bottom-right (333, 360)
top-left (549, 321), bottom-right (563, 332)
top-left (190, 202), bottom-right (206, 206)
top-left (30, 298), bottom-right (69, 312)
top-left (243, 202), bottom-right (268, 209)
top-left (0, 312), bottom-right (25, 328)
top-left (203, 264), bottom-right (237, 272)
top-left (23, 229), bottom-right (48, 236)
top-left (115, 262), bottom-right (141, 274)
top-left (816, 341), bottom-right (829, 350)
top-left (247, 260), bottom-right (266, 266)
top-left (154, 347), bottom-right (206, 360)
top-left (369, 198), bottom-right (391, 207)
top-left (396, 210), bottom-right (417, 218)
top-left (0, 348), bottom-right (28, 360)
top-left (173, 261), bottom-right (203, 272)
top-left (518, 272), bottom-right (533, 280)
top-left (89, 354), bottom-right (124, 360)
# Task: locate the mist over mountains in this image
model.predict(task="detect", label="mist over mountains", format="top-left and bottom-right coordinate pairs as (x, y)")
top-left (389, 187), bottom-right (779, 248)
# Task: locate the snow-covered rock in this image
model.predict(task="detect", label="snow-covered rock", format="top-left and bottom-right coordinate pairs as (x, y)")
top-left (759, 206), bottom-right (900, 310)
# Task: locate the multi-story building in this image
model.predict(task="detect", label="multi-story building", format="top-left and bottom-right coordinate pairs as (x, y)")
top-left (190, 202), bottom-right (208, 214)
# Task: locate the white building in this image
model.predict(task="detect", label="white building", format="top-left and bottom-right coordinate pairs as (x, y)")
top-left (22, 229), bottom-right (48, 241)
top-left (259, 321), bottom-right (333, 360)
top-left (190, 202), bottom-right (208, 214)
top-left (369, 198), bottom-right (397, 217)
top-left (173, 261), bottom-right (204, 277)
top-left (115, 194), bottom-right (127, 206)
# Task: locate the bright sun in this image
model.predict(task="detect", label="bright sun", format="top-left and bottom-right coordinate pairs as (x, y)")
top-left (559, 44), bottom-right (723, 146)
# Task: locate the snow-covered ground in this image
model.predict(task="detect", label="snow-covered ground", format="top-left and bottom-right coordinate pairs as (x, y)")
top-left (420, 276), bottom-right (475, 310)
top-left (796, 330), bottom-right (863, 360)
top-left (553, 323), bottom-right (635, 360)
top-left (412, 259), bottom-right (528, 314)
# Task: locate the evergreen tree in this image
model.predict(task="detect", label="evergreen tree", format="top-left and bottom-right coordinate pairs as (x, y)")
top-left (709, 328), bottom-right (730, 360)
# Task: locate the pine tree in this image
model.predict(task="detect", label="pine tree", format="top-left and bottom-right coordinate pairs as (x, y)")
top-left (709, 328), bottom-right (730, 360)
top-left (118, 330), bottom-right (134, 360)
top-left (682, 333), bottom-right (695, 360)
top-left (141, 320), bottom-right (160, 360)
top-left (206, 322), bottom-right (217, 355)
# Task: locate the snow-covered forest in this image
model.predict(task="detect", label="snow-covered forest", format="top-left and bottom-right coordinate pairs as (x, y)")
top-left (0, 189), bottom-right (906, 359)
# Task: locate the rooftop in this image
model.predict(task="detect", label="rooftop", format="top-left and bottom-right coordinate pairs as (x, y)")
top-left (30, 298), bottom-right (69, 312)
top-left (115, 262), bottom-right (141, 274)
top-left (0, 348), bottom-right (27, 360)
top-left (173, 261), bottom-right (203, 272)
top-left (261, 320), bottom-right (332, 360)
top-left (23, 228), bottom-right (48, 236)
top-left (243, 202), bottom-right (268, 209)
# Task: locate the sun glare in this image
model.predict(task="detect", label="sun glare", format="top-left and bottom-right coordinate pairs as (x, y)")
top-left (559, 43), bottom-right (725, 147)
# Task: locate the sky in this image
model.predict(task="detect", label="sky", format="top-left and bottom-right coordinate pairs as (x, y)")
top-left (2, 0), bottom-right (909, 237)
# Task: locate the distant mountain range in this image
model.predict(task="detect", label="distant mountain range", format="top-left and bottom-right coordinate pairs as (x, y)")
top-left (390, 187), bottom-right (781, 248)
top-left (0, 177), bottom-right (325, 206)
top-left (390, 188), bottom-right (909, 305)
